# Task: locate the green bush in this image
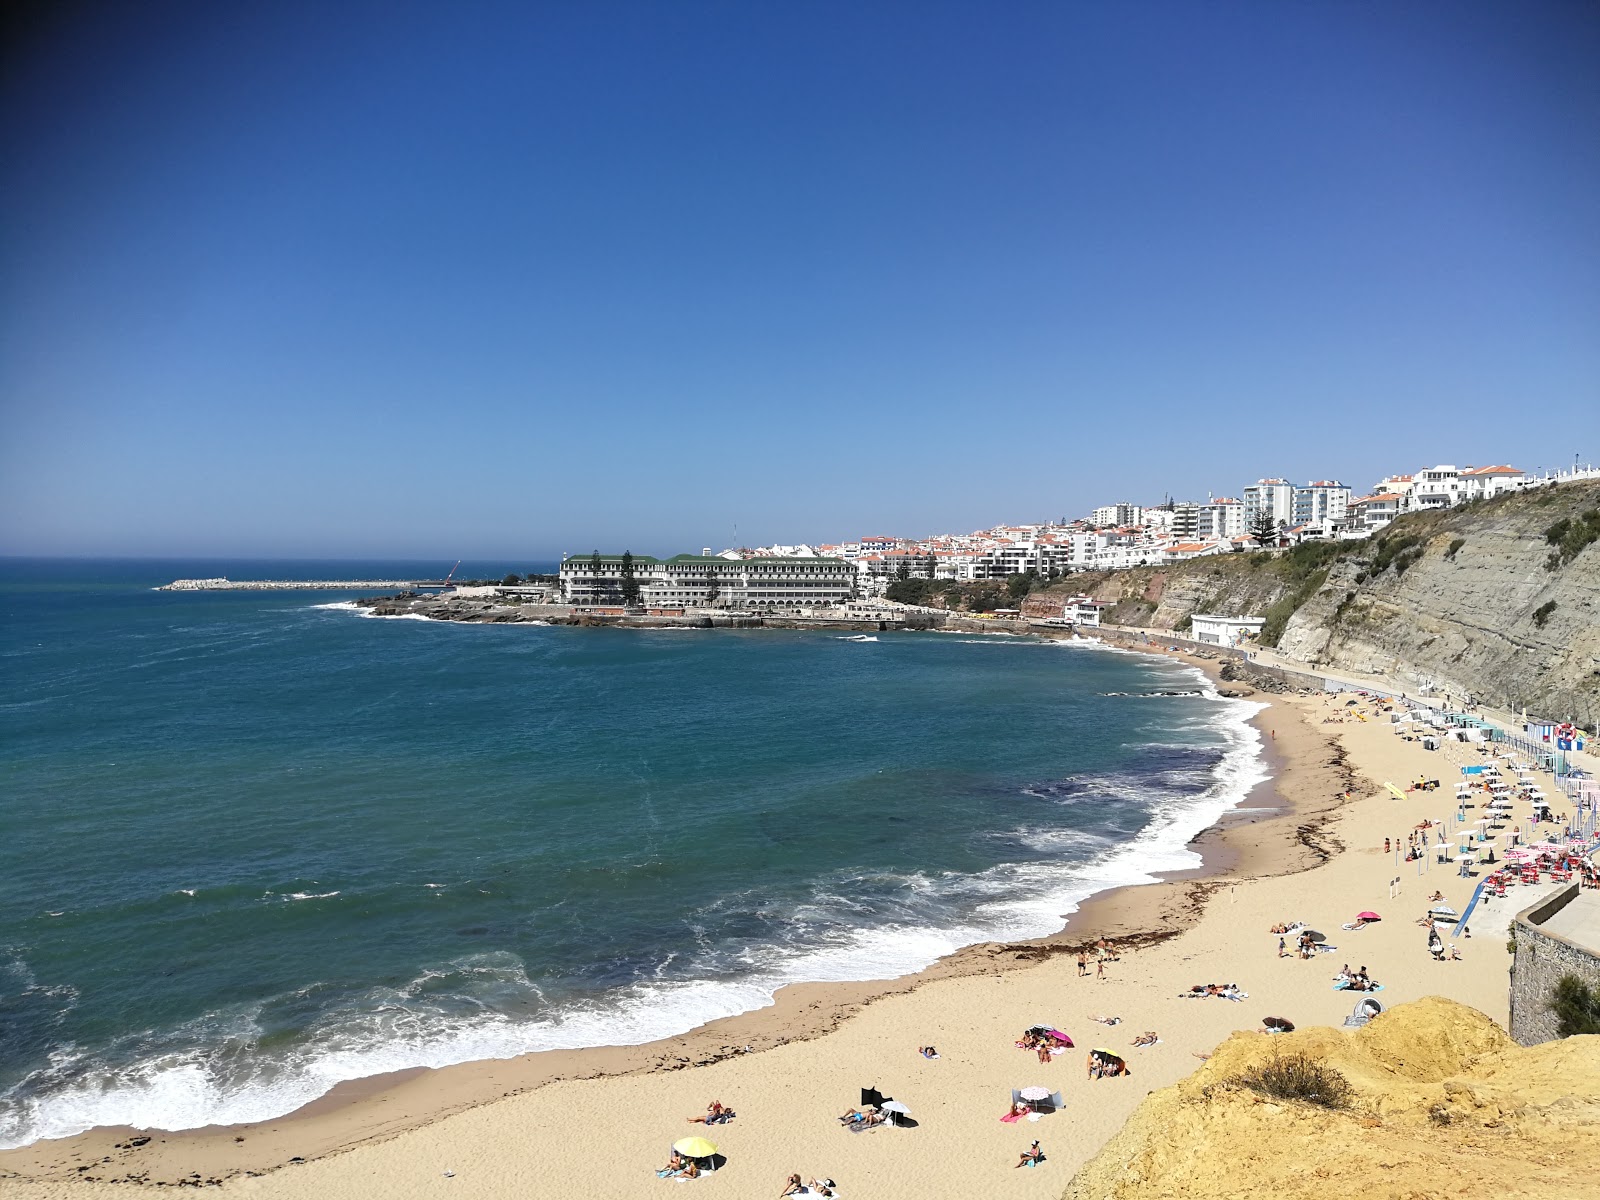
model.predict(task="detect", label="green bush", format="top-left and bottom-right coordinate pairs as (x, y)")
top-left (1551, 974), bottom-right (1600, 1036)
top-left (1533, 600), bottom-right (1557, 628)
top-left (1232, 1054), bottom-right (1354, 1110)
top-left (1371, 534), bottom-right (1421, 574)
top-left (1445, 538), bottom-right (1466, 560)
top-left (1544, 509), bottom-right (1600, 568)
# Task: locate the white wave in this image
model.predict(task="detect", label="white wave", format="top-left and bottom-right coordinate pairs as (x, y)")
top-left (309, 601), bottom-right (359, 611)
top-left (283, 892), bottom-right (340, 902)
top-left (834, 635), bottom-right (878, 642)
top-left (0, 663), bottom-right (1269, 1150)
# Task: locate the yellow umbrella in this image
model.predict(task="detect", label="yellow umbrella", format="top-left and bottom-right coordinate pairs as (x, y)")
top-left (673, 1136), bottom-right (718, 1159)
top-left (1384, 782), bottom-right (1408, 800)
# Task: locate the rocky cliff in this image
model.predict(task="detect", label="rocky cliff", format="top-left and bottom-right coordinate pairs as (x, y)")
top-left (1028, 479), bottom-right (1600, 726)
top-left (1062, 997), bottom-right (1600, 1200)
top-left (1277, 481), bottom-right (1599, 728)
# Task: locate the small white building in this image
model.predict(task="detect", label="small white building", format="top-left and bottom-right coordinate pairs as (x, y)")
top-left (1061, 595), bottom-right (1110, 626)
top-left (1191, 613), bottom-right (1266, 648)
top-left (1459, 464), bottom-right (1526, 501)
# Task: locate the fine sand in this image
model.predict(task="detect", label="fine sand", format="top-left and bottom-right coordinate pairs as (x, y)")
top-left (2, 652), bottom-right (1562, 1199)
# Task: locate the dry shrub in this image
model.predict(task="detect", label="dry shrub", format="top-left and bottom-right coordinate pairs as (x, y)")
top-left (1232, 1053), bottom-right (1354, 1110)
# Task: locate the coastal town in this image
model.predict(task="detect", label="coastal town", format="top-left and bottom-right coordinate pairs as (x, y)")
top-left (545, 461), bottom-right (1598, 613)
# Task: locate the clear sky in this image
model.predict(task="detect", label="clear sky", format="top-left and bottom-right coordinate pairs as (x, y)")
top-left (3, 1), bottom-right (1597, 559)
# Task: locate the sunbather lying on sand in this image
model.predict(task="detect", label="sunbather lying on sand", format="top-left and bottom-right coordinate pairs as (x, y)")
top-left (780, 1174), bottom-right (804, 1197)
top-left (1088, 1014), bottom-right (1121, 1025)
top-left (1130, 1031), bottom-right (1159, 1047)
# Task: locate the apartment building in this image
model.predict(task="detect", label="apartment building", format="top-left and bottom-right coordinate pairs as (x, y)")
top-left (1406, 465), bottom-right (1464, 511)
top-left (1196, 498), bottom-right (1245, 539)
top-left (1242, 479), bottom-right (1295, 530)
top-left (1292, 481), bottom-right (1352, 527)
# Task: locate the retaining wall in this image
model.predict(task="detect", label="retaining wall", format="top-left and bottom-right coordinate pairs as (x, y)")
top-left (1510, 883), bottom-right (1600, 1045)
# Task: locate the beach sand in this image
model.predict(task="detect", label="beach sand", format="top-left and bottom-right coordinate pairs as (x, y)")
top-left (2, 656), bottom-right (1562, 1199)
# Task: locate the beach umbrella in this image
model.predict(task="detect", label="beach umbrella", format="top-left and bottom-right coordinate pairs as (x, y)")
top-left (1385, 782), bottom-right (1408, 800)
top-left (1304, 930), bottom-right (1326, 942)
top-left (673, 1136), bottom-right (718, 1159)
top-left (879, 1100), bottom-right (911, 1117)
top-left (1019, 1085), bottom-right (1052, 1101)
top-left (1046, 1029), bottom-right (1074, 1046)
top-left (1357, 911), bottom-right (1381, 920)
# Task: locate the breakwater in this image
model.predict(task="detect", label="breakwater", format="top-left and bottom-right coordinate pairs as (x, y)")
top-left (160, 578), bottom-right (418, 592)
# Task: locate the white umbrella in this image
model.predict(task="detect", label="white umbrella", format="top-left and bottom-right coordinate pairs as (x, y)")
top-left (880, 1100), bottom-right (911, 1115)
top-left (1019, 1086), bottom-right (1051, 1101)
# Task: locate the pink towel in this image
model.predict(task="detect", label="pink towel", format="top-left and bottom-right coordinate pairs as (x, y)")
top-left (1000, 1112), bottom-right (1023, 1123)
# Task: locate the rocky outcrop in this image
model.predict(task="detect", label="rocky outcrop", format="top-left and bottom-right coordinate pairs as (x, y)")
top-left (1063, 998), bottom-right (1600, 1200)
top-left (1028, 480), bottom-right (1600, 725)
top-left (1277, 482), bottom-right (1600, 727)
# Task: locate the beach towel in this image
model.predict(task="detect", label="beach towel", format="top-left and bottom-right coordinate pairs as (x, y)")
top-left (999, 1111), bottom-right (1023, 1124)
top-left (1334, 981), bottom-right (1385, 992)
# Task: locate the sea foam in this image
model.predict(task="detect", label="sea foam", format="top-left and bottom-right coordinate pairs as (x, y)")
top-left (0, 646), bottom-right (1266, 1149)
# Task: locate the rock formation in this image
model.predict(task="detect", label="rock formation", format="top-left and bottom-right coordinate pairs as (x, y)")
top-left (1063, 997), bottom-right (1600, 1200)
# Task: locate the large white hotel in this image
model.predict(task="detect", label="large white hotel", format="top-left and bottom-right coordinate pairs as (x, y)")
top-left (560, 554), bottom-right (855, 609)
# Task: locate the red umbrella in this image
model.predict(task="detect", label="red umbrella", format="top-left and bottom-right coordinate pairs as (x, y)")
top-left (1356, 911), bottom-right (1381, 921)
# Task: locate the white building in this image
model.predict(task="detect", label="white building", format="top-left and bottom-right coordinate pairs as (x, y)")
top-left (1091, 503), bottom-right (1141, 528)
top-left (1062, 595), bottom-right (1110, 626)
top-left (1162, 540), bottom-right (1227, 562)
top-left (1347, 493), bottom-right (1403, 533)
top-left (1292, 481), bottom-right (1351, 528)
top-left (1406, 465), bottom-right (1463, 511)
top-left (1197, 498), bottom-right (1245, 540)
top-left (1191, 613), bottom-right (1266, 648)
top-left (561, 554), bottom-right (855, 609)
top-left (1459, 465), bottom-right (1527, 501)
top-left (1243, 479), bottom-right (1295, 531)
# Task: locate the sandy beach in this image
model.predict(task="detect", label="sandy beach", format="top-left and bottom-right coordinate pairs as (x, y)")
top-left (2, 648), bottom-right (1567, 1200)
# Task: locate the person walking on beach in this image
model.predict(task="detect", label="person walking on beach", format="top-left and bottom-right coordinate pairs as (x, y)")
top-left (1096, 956), bottom-right (1106, 981)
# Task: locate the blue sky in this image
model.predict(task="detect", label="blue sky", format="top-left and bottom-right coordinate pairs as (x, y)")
top-left (3, 0), bottom-right (1597, 558)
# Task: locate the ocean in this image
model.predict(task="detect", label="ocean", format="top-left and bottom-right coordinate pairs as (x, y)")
top-left (0, 558), bottom-right (1266, 1149)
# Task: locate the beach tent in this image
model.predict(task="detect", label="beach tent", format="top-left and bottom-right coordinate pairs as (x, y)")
top-left (1343, 997), bottom-right (1384, 1027)
top-left (860, 1086), bottom-right (888, 1110)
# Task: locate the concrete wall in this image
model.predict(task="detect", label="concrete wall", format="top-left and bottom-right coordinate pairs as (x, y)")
top-left (1510, 883), bottom-right (1600, 1045)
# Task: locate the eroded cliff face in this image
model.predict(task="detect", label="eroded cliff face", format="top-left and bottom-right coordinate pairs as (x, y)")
top-left (1027, 480), bottom-right (1600, 725)
top-left (1277, 481), bottom-right (1600, 727)
top-left (1062, 998), bottom-right (1600, 1200)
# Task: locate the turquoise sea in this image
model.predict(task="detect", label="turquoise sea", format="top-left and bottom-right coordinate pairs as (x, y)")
top-left (0, 558), bottom-right (1265, 1148)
